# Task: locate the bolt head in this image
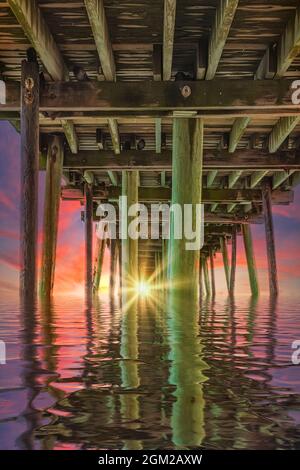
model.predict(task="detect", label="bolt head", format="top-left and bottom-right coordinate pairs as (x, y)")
top-left (181, 85), bottom-right (192, 98)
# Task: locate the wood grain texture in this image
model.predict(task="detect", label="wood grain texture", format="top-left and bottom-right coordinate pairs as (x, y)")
top-left (40, 135), bottom-right (64, 297)
top-left (20, 60), bottom-right (39, 300)
top-left (262, 182), bottom-right (278, 296)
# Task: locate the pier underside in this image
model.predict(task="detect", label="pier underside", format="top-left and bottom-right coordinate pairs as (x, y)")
top-left (1, 0), bottom-right (300, 299)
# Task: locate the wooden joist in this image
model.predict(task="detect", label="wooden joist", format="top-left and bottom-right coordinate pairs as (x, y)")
top-left (84, 0), bottom-right (116, 81)
top-left (161, 171), bottom-right (167, 187)
top-left (153, 44), bottom-right (163, 82)
top-left (227, 203), bottom-right (237, 213)
top-left (206, 0), bottom-right (239, 80)
top-left (155, 118), bottom-right (162, 153)
top-left (8, 0), bottom-right (69, 81)
top-left (228, 170), bottom-right (243, 188)
top-left (207, 170), bottom-right (218, 187)
top-left (163, 0), bottom-right (176, 81)
top-left (7, 0), bottom-right (80, 156)
top-left (272, 170), bottom-right (296, 189)
top-left (276, 5), bottom-right (300, 78)
top-left (229, 117), bottom-right (251, 153)
top-left (107, 170), bottom-right (118, 186)
top-left (250, 170), bottom-right (269, 188)
top-left (107, 118), bottom-right (120, 154)
top-left (61, 120), bottom-right (78, 154)
top-left (255, 45), bottom-right (277, 80)
top-left (195, 39), bottom-right (208, 80)
top-left (269, 116), bottom-right (300, 153)
top-left (3, 79), bottom-right (298, 114)
top-left (63, 148), bottom-right (300, 171)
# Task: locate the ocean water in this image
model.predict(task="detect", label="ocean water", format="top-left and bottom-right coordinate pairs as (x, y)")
top-left (0, 292), bottom-right (300, 450)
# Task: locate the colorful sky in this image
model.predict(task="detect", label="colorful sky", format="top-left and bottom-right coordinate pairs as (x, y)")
top-left (0, 121), bottom-right (299, 296)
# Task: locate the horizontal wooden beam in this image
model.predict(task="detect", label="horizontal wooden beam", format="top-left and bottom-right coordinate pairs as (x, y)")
top-left (63, 186), bottom-right (293, 205)
top-left (63, 149), bottom-right (300, 171)
top-left (3, 80), bottom-right (299, 114)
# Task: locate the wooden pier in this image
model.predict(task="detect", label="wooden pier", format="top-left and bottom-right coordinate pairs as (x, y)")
top-left (0, 1), bottom-right (300, 299)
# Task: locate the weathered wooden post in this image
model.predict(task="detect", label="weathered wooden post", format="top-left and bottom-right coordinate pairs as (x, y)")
top-left (162, 238), bottom-right (169, 289)
top-left (40, 136), bottom-right (64, 297)
top-left (121, 171), bottom-right (139, 290)
top-left (220, 236), bottom-right (230, 293)
top-left (169, 118), bottom-right (203, 297)
top-left (209, 249), bottom-right (216, 297)
top-left (93, 237), bottom-right (106, 293)
top-left (262, 183), bottom-right (278, 296)
top-left (85, 182), bottom-right (93, 296)
top-left (110, 239), bottom-right (118, 295)
top-left (199, 255), bottom-right (204, 299)
top-left (229, 226), bottom-right (237, 297)
top-left (203, 256), bottom-right (211, 297)
top-left (20, 56), bottom-right (39, 301)
top-left (242, 224), bottom-right (259, 296)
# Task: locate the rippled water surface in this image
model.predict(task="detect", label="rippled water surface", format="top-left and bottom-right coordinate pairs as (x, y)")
top-left (0, 292), bottom-right (300, 450)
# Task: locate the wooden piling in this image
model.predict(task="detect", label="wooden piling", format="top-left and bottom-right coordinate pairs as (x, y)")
top-left (162, 238), bottom-right (168, 289)
top-left (20, 59), bottom-right (39, 301)
top-left (169, 118), bottom-right (204, 296)
top-left (229, 226), bottom-right (237, 296)
top-left (220, 236), bottom-right (230, 293)
top-left (93, 237), bottom-right (106, 292)
top-left (40, 136), bottom-right (64, 297)
top-left (209, 249), bottom-right (216, 297)
top-left (110, 239), bottom-right (118, 295)
top-left (85, 182), bottom-right (93, 296)
top-left (242, 224), bottom-right (259, 296)
top-left (203, 256), bottom-right (211, 297)
top-left (262, 183), bottom-right (278, 296)
top-left (121, 171), bottom-right (139, 289)
top-left (199, 255), bottom-right (204, 299)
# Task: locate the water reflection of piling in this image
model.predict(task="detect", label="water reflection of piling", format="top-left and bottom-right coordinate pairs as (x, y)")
top-left (120, 294), bottom-right (142, 450)
top-left (168, 291), bottom-right (207, 447)
top-left (18, 297), bottom-right (40, 450)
